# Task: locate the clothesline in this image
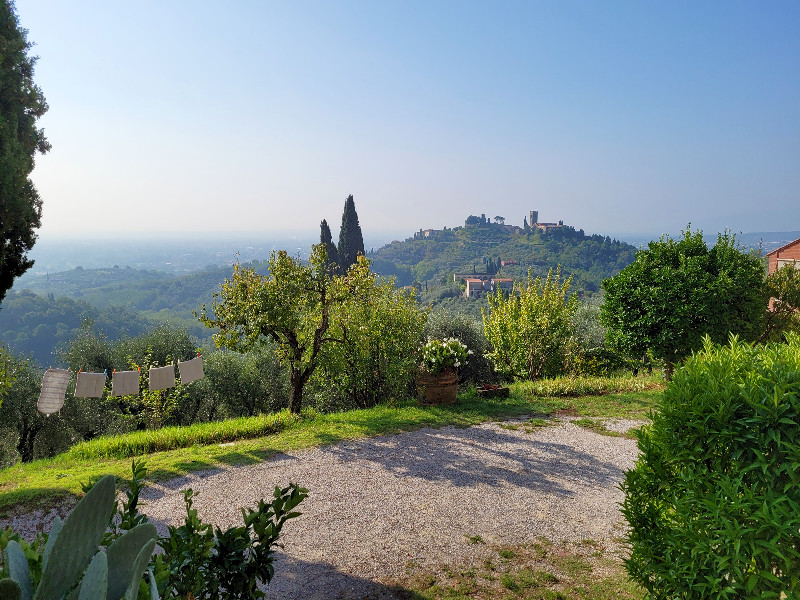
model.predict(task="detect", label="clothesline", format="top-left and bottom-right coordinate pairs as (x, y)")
top-left (37, 356), bottom-right (205, 416)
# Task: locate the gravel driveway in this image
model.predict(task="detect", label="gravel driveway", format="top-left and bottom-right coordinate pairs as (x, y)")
top-left (134, 417), bottom-right (642, 599)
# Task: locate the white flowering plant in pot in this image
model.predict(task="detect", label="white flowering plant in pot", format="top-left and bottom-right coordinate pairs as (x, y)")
top-left (420, 338), bottom-right (472, 375)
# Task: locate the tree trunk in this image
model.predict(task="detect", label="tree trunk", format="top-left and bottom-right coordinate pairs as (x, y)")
top-left (664, 361), bottom-right (674, 382)
top-left (17, 420), bottom-right (40, 463)
top-left (289, 367), bottom-right (308, 414)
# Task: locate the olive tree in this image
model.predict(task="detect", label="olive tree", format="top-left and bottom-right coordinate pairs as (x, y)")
top-left (200, 245), bottom-right (347, 414)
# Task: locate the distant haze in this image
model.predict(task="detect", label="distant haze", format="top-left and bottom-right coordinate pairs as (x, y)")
top-left (17, 229), bottom-right (800, 280)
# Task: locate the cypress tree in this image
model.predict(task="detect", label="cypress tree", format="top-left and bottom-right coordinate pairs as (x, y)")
top-left (337, 194), bottom-right (364, 271)
top-left (319, 219), bottom-right (339, 273)
top-left (0, 1), bottom-right (51, 305)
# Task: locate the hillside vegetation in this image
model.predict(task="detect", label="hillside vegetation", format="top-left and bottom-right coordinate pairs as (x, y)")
top-left (368, 222), bottom-right (636, 294)
top-left (0, 290), bottom-right (151, 364)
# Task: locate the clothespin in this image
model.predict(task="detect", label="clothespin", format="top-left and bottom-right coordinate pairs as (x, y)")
top-left (113, 369), bottom-right (116, 374)
top-left (78, 368), bottom-right (82, 374)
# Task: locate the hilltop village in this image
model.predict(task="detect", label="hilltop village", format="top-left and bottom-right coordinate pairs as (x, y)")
top-left (409, 210), bottom-right (573, 298)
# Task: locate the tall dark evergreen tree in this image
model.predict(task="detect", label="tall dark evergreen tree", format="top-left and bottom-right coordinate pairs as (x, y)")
top-left (319, 219), bottom-right (339, 273)
top-left (337, 194), bottom-right (364, 271)
top-left (0, 1), bottom-right (50, 306)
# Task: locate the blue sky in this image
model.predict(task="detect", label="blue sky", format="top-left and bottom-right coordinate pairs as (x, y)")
top-left (16, 1), bottom-right (800, 240)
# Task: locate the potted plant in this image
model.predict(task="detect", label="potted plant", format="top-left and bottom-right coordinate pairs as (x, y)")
top-left (416, 338), bottom-right (471, 405)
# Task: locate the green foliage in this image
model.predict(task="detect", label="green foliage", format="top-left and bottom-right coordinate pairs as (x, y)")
top-left (0, 291), bottom-right (151, 365)
top-left (0, 1), bottom-right (51, 305)
top-left (0, 347), bottom-right (14, 407)
top-left (0, 353), bottom-right (57, 465)
top-left (601, 229), bottom-right (767, 376)
top-left (517, 373), bottom-right (660, 398)
top-left (762, 263), bottom-right (800, 342)
top-left (156, 483), bottom-right (307, 599)
top-left (183, 348), bottom-right (288, 422)
top-left (622, 335), bottom-right (800, 598)
top-left (337, 194), bottom-right (364, 272)
top-left (60, 324), bottom-right (197, 432)
top-left (313, 258), bottom-right (427, 410)
top-left (483, 266), bottom-right (578, 380)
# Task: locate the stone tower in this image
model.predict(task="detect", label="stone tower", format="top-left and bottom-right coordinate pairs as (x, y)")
top-left (529, 210), bottom-right (539, 225)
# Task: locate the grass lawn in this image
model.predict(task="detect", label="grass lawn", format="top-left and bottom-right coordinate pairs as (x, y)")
top-left (0, 375), bottom-right (663, 514)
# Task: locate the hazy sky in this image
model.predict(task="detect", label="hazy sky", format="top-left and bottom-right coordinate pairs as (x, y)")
top-left (17, 1), bottom-right (800, 240)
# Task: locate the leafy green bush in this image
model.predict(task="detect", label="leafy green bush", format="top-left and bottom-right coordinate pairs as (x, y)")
top-left (568, 346), bottom-right (630, 377)
top-left (484, 267), bottom-right (578, 380)
top-left (622, 335), bottom-right (800, 598)
top-left (311, 261), bottom-right (427, 411)
top-left (0, 460), bottom-right (306, 600)
top-left (178, 348), bottom-right (288, 424)
top-left (155, 483), bottom-right (306, 599)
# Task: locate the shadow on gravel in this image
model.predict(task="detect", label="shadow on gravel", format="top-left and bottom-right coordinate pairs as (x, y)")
top-left (319, 424), bottom-right (627, 497)
top-left (263, 554), bottom-right (417, 600)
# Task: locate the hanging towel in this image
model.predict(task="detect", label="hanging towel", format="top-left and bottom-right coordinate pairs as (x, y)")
top-left (112, 370), bottom-right (140, 397)
top-left (149, 365), bottom-right (176, 391)
top-left (38, 368), bottom-right (70, 415)
top-left (178, 356), bottom-right (204, 384)
top-left (75, 372), bottom-right (107, 398)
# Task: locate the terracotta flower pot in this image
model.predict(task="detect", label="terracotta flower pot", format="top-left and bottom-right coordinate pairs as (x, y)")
top-left (416, 367), bottom-right (458, 405)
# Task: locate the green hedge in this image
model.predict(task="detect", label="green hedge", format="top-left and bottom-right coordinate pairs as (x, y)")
top-left (622, 335), bottom-right (800, 598)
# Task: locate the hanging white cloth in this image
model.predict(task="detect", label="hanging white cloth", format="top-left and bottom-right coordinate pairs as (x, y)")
top-left (112, 370), bottom-right (139, 397)
top-left (38, 368), bottom-right (70, 415)
top-left (149, 365), bottom-right (176, 391)
top-left (74, 372), bottom-right (106, 398)
top-left (178, 356), bottom-right (204, 384)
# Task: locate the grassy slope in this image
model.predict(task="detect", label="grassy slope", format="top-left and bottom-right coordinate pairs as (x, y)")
top-left (0, 379), bottom-right (663, 513)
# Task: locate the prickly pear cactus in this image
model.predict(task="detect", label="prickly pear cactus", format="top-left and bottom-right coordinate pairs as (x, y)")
top-left (0, 474), bottom-right (160, 600)
top-left (34, 474), bottom-right (115, 600)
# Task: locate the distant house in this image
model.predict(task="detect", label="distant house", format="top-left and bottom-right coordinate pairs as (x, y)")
top-left (500, 259), bottom-right (517, 267)
top-left (490, 278), bottom-right (513, 293)
top-left (413, 228), bottom-right (441, 240)
top-left (463, 278), bottom-right (486, 298)
top-left (766, 237), bottom-right (800, 274)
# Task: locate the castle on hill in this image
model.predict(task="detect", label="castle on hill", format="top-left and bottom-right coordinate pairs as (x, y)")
top-left (412, 210), bottom-right (566, 241)
top-left (462, 211), bottom-right (564, 232)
